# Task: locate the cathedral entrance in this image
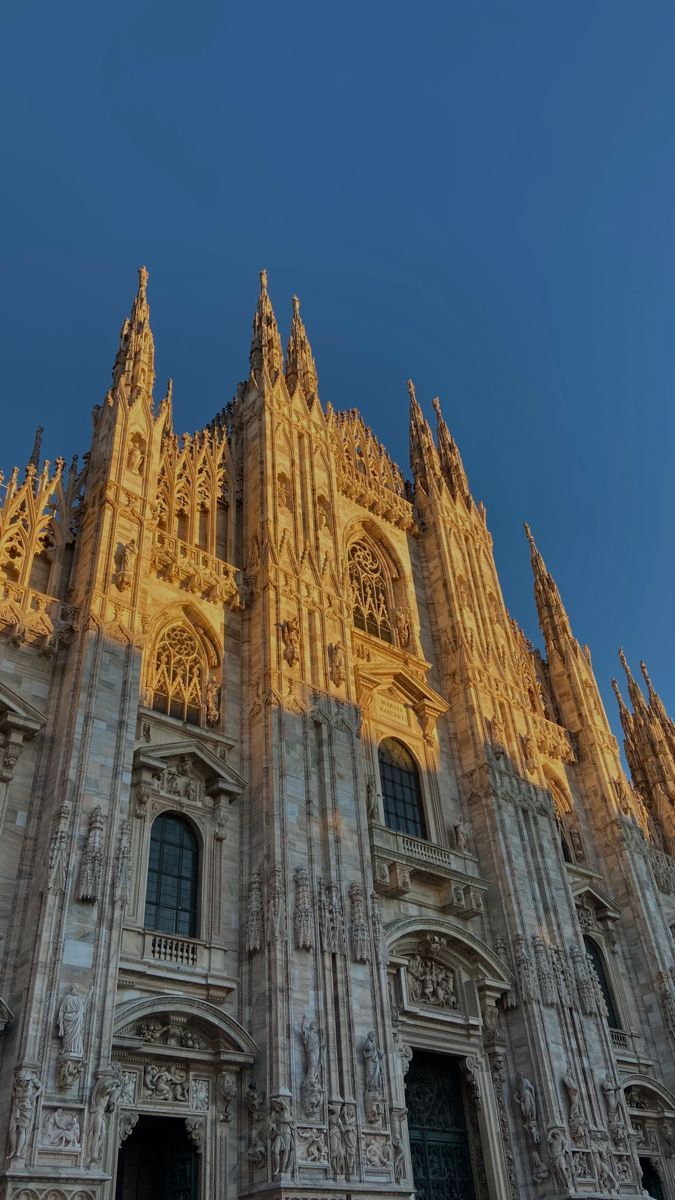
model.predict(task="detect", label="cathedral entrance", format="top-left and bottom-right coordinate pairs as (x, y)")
top-left (640, 1158), bottom-right (666, 1200)
top-left (115, 1115), bottom-right (199, 1200)
top-left (405, 1050), bottom-right (477, 1200)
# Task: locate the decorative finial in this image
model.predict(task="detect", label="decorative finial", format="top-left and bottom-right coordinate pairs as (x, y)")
top-left (292, 295), bottom-right (301, 316)
top-left (432, 396), bottom-right (442, 419)
top-left (640, 660), bottom-right (652, 689)
top-left (618, 647), bottom-right (629, 673)
top-left (260, 268), bottom-right (268, 294)
top-left (611, 678), bottom-right (622, 702)
top-left (523, 522), bottom-right (536, 550)
top-left (138, 265), bottom-right (149, 291)
top-left (407, 379), bottom-right (417, 403)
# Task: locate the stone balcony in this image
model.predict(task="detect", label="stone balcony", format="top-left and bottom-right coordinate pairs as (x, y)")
top-left (370, 822), bottom-right (488, 917)
top-left (119, 926), bottom-right (237, 996)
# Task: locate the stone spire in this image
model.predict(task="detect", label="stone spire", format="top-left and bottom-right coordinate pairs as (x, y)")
top-left (249, 268), bottom-right (283, 385)
top-left (285, 295), bottom-right (318, 406)
top-left (432, 396), bottom-right (470, 504)
top-left (640, 659), bottom-right (671, 726)
top-left (27, 425), bottom-right (44, 473)
top-left (524, 524), bottom-right (574, 653)
top-left (619, 648), bottom-right (647, 714)
top-left (111, 266), bottom-right (155, 404)
top-left (408, 380), bottom-right (440, 497)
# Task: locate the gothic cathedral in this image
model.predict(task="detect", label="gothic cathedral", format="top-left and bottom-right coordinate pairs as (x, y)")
top-left (0, 268), bottom-right (674, 1200)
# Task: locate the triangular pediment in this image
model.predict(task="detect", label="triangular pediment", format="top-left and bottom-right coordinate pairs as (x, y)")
top-left (134, 740), bottom-right (246, 798)
top-left (356, 661), bottom-right (448, 739)
top-left (572, 881), bottom-right (621, 922)
top-left (0, 679), bottom-right (45, 733)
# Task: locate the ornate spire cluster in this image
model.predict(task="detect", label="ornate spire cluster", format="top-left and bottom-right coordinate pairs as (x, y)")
top-left (111, 266), bottom-right (155, 404)
top-left (407, 383), bottom-right (474, 509)
top-left (613, 652), bottom-right (675, 846)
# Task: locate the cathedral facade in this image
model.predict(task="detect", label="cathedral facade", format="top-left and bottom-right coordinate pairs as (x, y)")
top-left (0, 267), bottom-right (675, 1200)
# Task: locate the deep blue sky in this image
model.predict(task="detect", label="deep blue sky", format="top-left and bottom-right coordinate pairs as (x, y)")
top-left (2, 2), bottom-right (675, 739)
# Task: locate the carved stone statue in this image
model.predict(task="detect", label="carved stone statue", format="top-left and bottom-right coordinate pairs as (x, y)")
top-left (341, 1103), bottom-right (357, 1177)
top-left (267, 866), bottom-right (286, 945)
top-left (7, 1068), bottom-right (42, 1161)
top-left (86, 1069), bottom-right (122, 1165)
top-left (454, 819), bottom-right (469, 852)
top-left (269, 1096), bottom-right (295, 1177)
top-left (328, 642), bottom-right (346, 687)
top-left (205, 677), bottom-right (220, 725)
top-left (247, 869), bottom-right (263, 952)
top-left (546, 1125), bottom-right (571, 1191)
top-left (395, 609), bottom-right (411, 647)
top-left (349, 882), bottom-right (370, 963)
top-left (280, 617), bottom-right (300, 667)
top-left (57, 985), bottom-right (86, 1058)
top-left (143, 1064), bottom-right (188, 1102)
top-left (300, 1016), bottom-right (323, 1118)
top-left (293, 866), bottom-right (313, 950)
top-left (328, 1103), bottom-right (345, 1176)
top-left (40, 1107), bottom-right (81, 1147)
top-left (363, 1030), bottom-right (384, 1092)
top-left (563, 1067), bottom-right (585, 1141)
top-left (514, 1074), bottom-right (540, 1144)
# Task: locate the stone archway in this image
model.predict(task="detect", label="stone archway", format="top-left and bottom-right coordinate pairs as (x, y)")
top-left (385, 919), bottom-right (514, 1200)
top-left (111, 996), bottom-right (257, 1200)
top-left (623, 1077), bottom-right (675, 1199)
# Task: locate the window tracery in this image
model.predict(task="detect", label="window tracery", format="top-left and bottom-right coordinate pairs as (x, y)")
top-left (147, 623), bottom-right (207, 725)
top-left (349, 540), bottom-right (393, 643)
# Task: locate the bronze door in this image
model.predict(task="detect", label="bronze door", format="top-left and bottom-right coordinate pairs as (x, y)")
top-left (405, 1051), bottom-right (477, 1200)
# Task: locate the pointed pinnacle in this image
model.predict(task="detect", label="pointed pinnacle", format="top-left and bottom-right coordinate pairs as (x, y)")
top-left (28, 425), bottom-right (44, 471)
top-left (286, 293), bottom-right (318, 403)
top-left (260, 268), bottom-right (268, 293)
top-left (619, 648), bottom-right (645, 711)
top-left (611, 677), bottom-right (628, 712)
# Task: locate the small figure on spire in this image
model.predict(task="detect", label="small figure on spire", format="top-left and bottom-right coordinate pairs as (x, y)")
top-left (111, 265), bottom-right (155, 405)
top-left (619, 648), bottom-right (647, 713)
top-left (260, 268), bottom-right (268, 293)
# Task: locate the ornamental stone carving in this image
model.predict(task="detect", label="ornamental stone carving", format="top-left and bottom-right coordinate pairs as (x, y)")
top-left (39, 1108), bottom-right (81, 1148)
top-left (293, 866), bottom-right (313, 950)
top-left (113, 820), bottom-right (131, 904)
top-left (117, 1111), bottom-right (139, 1147)
top-left (532, 935), bottom-right (556, 1006)
top-left (570, 944), bottom-right (595, 1014)
top-left (76, 806), bottom-right (104, 902)
top-left (267, 865), bottom-right (287, 946)
top-left (349, 882), bottom-right (370, 963)
top-left (298, 1126), bottom-right (328, 1164)
top-left (406, 945), bottom-right (458, 1010)
top-left (318, 880), bottom-right (346, 954)
top-left (370, 892), bottom-right (388, 965)
top-left (247, 868), bottom-right (263, 952)
top-left (143, 1064), bottom-right (189, 1101)
top-left (514, 934), bottom-right (538, 1002)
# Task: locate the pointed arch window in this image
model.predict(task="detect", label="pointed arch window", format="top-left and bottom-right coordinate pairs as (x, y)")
top-left (145, 813), bottom-right (199, 936)
top-left (378, 738), bottom-right (426, 838)
top-left (584, 935), bottom-right (620, 1029)
top-left (348, 540), bottom-right (393, 643)
top-left (147, 623), bottom-right (205, 725)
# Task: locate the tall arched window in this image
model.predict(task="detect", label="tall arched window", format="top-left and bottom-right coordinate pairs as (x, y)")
top-left (145, 814), bottom-right (199, 937)
top-left (349, 541), bottom-right (393, 643)
top-left (379, 739), bottom-right (426, 838)
top-left (584, 935), bottom-right (620, 1029)
top-left (147, 623), bottom-right (205, 725)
